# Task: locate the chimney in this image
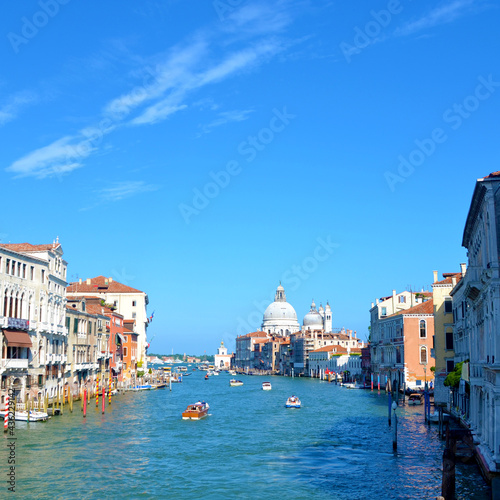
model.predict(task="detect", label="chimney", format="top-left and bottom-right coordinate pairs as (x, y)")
top-left (79, 278), bottom-right (82, 284)
top-left (452, 276), bottom-right (457, 287)
top-left (460, 263), bottom-right (466, 276)
top-left (392, 289), bottom-right (396, 297)
top-left (376, 298), bottom-right (379, 305)
top-left (86, 279), bottom-right (91, 285)
top-left (371, 302), bottom-right (374, 308)
top-left (433, 270), bottom-right (438, 283)
top-left (109, 277), bottom-right (113, 283)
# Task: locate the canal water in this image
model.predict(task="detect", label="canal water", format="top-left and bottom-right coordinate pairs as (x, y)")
top-left (3, 371), bottom-right (491, 499)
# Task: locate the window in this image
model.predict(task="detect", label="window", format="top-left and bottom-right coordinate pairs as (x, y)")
top-left (420, 346), bottom-right (427, 364)
top-left (381, 307), bottom-right (387, 317)
top-left (66, 316), bottom-right (70, 329)
top-left (22, 264), bottom-right (26, 279)
top-left (419, 320), bottom-right (426, 338)
top-left (445, 329), bottom-right (454, 350)
top-left (41, 269), bottom-right (45, 283)
top-left (398, 295), bottom-right (406, 303)
top-left (73, 318), bottom-right (78, 334)
top-left (132, 301), bottom-right (136, 307)
top-left (113, 301), bottom-right (117, 307)
top-left (30, 266), bottom-right (34, 280)
top-left (446, 360), bottom-right (455, 373)
top-left (132, 312), bottom-right (136, 319)
top-left (444, 298), bottom-right (452, 314)
top-left (123, 347), bottom-right (128, 357)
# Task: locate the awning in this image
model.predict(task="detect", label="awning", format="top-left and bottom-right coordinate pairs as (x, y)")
top-left (116, 333), bottom-right (126, 345)
top-left (3, 329), bottom-right (32, 348)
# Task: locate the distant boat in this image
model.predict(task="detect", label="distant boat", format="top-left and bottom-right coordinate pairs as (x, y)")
top-left (408, 393), bottom-right (424, 405)
top-left (205, 374), bottom-right (209, 380)
top-left (229, 370), bottom-right (236, 375)
top-left (262, 382), bottom-right (272, 391)
top-left (230, 379), bottom-right (243, 387)
top-left (342, 382), bottom-right (363, 389)
top-left (0, 410), bottom-right (49, 422)
top-left (182, 402), bottom-right (209, 420)
top-left (285, 396), bottom-right (301, 408)
top-left (132, 384), bottom-right (152, 391)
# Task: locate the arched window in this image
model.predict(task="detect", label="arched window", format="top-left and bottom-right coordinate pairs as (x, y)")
top-left (420, 346), bottom-right (427, 364)
top-left (419, 320), bottom-right (426, 338)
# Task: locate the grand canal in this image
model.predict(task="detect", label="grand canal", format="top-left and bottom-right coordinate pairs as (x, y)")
top-left (3, 371), bottom-right (491, 499)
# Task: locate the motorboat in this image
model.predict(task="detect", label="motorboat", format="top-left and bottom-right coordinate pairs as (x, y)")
top-left (285, 396), bottom-right (301, 408)
top-left (342, 382), bottom-right (363, 389)
top-left (229, 370), bottom-right (236, 376)
top-left (132, 384), bottom-right (152, 391)
top-left (427, 410), bottom-right (449, 423)
top-left (408, 393), bottom-right (424, 405)
top-left (182, 401), bottom-right (209, 420)
top-left (230, 379), bottom-right (243, 387)
top-left (262, 382), bottom-right (272, 391)
top-left (212, 370), bottom-right (219, 376)
top-left (204, 374), bottom-right (209, 380)
top-left (0, 410), bottom-right (49, 422)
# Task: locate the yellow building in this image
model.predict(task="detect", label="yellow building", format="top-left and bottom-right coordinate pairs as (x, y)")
top-left (431, 266), bottom-right (465, 405)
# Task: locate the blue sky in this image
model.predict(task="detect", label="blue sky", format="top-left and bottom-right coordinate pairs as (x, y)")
top-left (2, 0), bottom-right (499, 355)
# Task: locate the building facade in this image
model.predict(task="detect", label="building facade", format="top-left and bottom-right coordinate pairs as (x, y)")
top-left (459, 172), bottom-right (500, 475)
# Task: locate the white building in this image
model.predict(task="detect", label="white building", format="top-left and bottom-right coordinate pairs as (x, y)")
top-left (0, 241), bottom-right (68, 403)
top-left (67, 276), bottom-right (149, 369)
top-left (308, 345), bottom-right (362, 380)
top-left (459, 172), bottom-right (500, 476)
top-left (214, 340), bottom-right (232, 370)
top-left (261, 284), bottom-right (300, 335)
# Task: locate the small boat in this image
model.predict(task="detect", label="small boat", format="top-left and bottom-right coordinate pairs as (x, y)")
top-left (0, 410), bottom-right (49, 422)
top-left (154, 384), bottom-right (167, 389)
top-left (205, 374), bottom-right (209, 380)
top-left (408, 393), bottom-right (424, 405)
top-left (212, 370), bottom-right (219, 376)
top-left (285, 396), bottom-right (301, 408)
top-left (342, 382), bottom-right (363, 389)
top-left (230, 379), bottom-right (243, 387)
top-left (262, 382), bottom-right (272, 391)
top-left (229, 370), bottom-right (236, 376)
top-left (132, 384), bottom-right (152, 391)
top-left (427, 410), bottom-right (449, 423)
top-left (182, 402), bottom-right (209, 420)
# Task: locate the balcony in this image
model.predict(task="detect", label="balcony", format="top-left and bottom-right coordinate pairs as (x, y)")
top-left (2, 358), bottom-right (29, 370)
top-left (56, 325), bottom-right (68, 336)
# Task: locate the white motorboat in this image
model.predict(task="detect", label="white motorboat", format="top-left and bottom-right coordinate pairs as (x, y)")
top-left (285, 396), bottom-right (301, 408)
top-left (0, 410), bottom-right (49, 422)
top-left (262, 382), bottom-right (272, 391)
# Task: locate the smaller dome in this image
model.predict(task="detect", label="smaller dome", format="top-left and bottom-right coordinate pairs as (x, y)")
top-left (303, 300), bottom-right (324, 328)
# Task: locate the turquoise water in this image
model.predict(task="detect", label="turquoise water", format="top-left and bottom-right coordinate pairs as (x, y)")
top-left (3, 372), bottom-right (491, 499)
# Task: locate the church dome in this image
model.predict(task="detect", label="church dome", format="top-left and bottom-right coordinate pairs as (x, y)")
top-left (303, 300), bottom-right (324, 329)
top-left (263, 301), bottom-right (298, 321)
top-left (261, 284), bottom-right (300, 334)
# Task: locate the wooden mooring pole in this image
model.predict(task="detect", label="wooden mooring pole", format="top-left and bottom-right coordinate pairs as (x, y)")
top-left (441, 425), bottom-right (456, 500)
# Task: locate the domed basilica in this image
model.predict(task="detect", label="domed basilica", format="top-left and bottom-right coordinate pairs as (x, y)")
top-left (261, 284), bottom-right (332, 335)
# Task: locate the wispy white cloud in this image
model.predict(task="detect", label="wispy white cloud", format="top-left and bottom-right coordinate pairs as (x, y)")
top-left (5, 136), bottom-right (86, 179)
top-left (6, 1), bottom-right (297, 179)
top-left (0, 91), bottom-right (38, 126)
top-left (97, 180), bottom-right (160, 202)
top-left (395, 0), bottom-right (476, 37)
top-left (131, 40), bottom-right (282, 126)
top-left (197, 109), bottom-right (254, 136)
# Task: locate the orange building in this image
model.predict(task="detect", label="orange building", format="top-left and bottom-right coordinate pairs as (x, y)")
top-left (122, 320), bottom-right (138, 383)
top-left (371, 299), bottom-right (435, 392)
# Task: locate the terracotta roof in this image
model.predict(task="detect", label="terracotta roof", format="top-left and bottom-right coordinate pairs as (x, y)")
top-left (85, 303), bottom-right (109, 317)
top-left (311, 345), bottom-right (348, 353)
top-left (389, 299), bottom-right (434, 317)
top-left (236, 331), bottom-right (269, 339)
top-left (434, 273), bottom-right (462, 285)
top-left (0, 242), bottom-right (62, 253)
top-left (67, 275), bottom-right (143, 294)
top-left (484, 171), bottom-right (500, 179)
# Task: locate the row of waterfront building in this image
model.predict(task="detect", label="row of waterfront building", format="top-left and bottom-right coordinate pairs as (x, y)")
top-left (231, 172), bottom-right (500, 478)
top-left (0, 241), bottom-right (151, 406)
